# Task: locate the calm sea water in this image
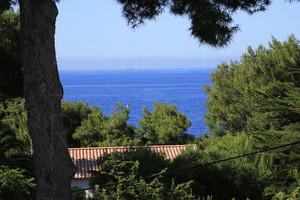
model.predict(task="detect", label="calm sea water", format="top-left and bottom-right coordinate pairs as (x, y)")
top-left (59, 69), bottom-right (214, 137)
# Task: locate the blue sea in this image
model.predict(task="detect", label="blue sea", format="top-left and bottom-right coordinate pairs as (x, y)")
top-left (59, 69), bottom-right (214, 137)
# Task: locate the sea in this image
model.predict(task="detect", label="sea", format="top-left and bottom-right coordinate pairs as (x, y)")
top-left (59, 68), bottom-right (214, 137)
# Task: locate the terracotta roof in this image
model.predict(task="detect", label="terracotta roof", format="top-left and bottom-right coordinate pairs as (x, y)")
top-left (69, 145), bottom-right (194, 179)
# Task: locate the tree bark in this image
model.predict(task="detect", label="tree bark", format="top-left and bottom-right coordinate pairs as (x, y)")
top-left (19, 0), bottom-right (76, 199)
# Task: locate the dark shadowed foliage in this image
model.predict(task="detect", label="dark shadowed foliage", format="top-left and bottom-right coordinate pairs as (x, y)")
top-left (0, 9), bottom-right (23, 97)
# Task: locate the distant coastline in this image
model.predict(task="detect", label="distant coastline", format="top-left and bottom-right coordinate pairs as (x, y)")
top-left (120, 68), bottom-right (134, 71)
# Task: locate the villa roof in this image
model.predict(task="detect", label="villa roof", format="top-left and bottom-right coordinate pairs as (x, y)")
top-left (69, 145), bottom-right (194, 179)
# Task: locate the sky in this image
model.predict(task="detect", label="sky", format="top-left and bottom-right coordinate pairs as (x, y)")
top-left (55, 1), bottom-right (300, 70)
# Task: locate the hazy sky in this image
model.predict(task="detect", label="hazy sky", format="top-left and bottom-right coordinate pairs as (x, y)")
top-left (55, 1), bottom-right (300, 70)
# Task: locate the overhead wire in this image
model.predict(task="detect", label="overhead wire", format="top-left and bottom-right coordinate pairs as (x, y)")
top-left (72, 140), bottom-right (300, 193)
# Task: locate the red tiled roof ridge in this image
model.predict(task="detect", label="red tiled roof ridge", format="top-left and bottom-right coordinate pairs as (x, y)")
top-left (69, 144), bottom-right (194, 150)
top-left (69, 144), bottom-right (196, 179)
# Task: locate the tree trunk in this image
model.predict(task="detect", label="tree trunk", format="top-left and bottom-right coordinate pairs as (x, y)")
top-left (19, 0), bottom-right (76, 199)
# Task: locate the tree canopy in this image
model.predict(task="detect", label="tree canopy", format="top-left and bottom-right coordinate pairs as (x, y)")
top-left (61, 100), bottom-right (92, 147)
top-left (116, 0), bottom-right (270, 47)
top-left (138, 101), bottom-right (193, 145)
top-left (73, 102), bottom-right (142, 147)
top-left (203, 35), bottom-right (300, 196)
top-left (204, 35), bottom-right (300, 143)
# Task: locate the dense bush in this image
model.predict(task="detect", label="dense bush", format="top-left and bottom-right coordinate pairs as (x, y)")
top-left (0, 165), bottom-right (35, 199)
top-left (61, 100), bottom-right (92, 147)
top-left (90, 149), bottom-right (197, 200)
top-left (172, 133), bottom-right (273, 200)
top-left (88, 134), bottom-right (276, 200)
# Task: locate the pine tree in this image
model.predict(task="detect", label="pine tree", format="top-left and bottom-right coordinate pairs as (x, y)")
top-left (73, 102), bottom-right (142, 147)
top-left (138, 101), bottom-right (193, 144)
top-left (61, 100), bottom-right (92, 147)
top-left (204, 35), bottom-right (300, 195)
top-left (0, 1), bottom-right (278, 199)
top-left (204, 35), bottom-right (300, 143)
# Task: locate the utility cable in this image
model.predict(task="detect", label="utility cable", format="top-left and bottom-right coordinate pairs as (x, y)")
top-left (72, 140), bottom-right (300, 193)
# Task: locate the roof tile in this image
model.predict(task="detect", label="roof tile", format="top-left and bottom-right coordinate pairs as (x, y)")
top-left (69, 145), bottom-right (194, 179)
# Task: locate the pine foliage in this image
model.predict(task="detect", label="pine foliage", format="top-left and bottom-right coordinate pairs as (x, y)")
top-left (73, 102), bottom-right (142, 147)
top-left (138, 101), bottom-right (193, 145)
top-left (203, 35), bottom-right (300, 197)
top-left (172, 133), bottom-right (273, 200)
top-left (90, 150), bottom-right (197, 200)
top-left (204, 35), bottom-right (300, 144)
top-left (116, 0), bottom-right (270, 47)
top-left (61, 100), bottom-right (92, 147)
